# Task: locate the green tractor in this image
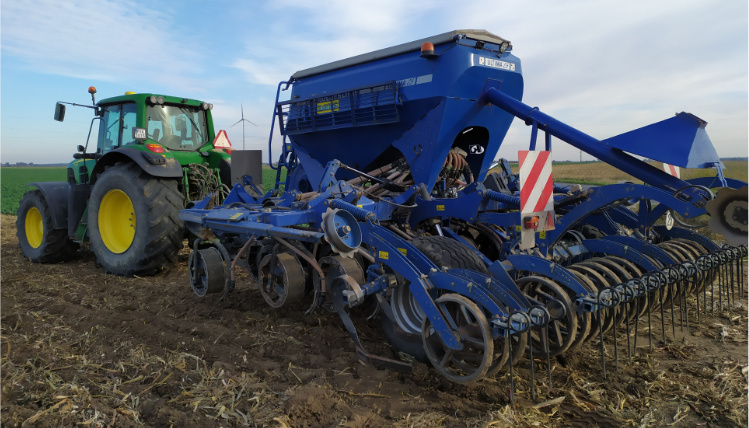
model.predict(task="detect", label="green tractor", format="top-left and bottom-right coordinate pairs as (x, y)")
top-left (16, 87), bottom-right (232, 276)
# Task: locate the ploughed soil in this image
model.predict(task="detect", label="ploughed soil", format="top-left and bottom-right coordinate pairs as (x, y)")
top-left (1, 214), bottom-right (747, 427)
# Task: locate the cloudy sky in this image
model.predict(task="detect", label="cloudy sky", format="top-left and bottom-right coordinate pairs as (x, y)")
top-left (1, 0), bottom-right (747, 164)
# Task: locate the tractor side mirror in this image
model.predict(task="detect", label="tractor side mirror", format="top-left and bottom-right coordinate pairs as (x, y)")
top-left (77, 145), bottom-right (85, 153)
top-left (54, 103), bottom-right (66, 122)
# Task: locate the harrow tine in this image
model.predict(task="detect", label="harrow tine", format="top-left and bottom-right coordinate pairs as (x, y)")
top-left (703, 257), bottom-right (710, 316)
top-left (544, 302), bottom-right (565, 391)
top-left (528, 306), bottom-right (549, 400)
top-left (596, 288), bottom-right (619, 378)
top-left (721, 250), bottom-right (735, 308)
top-left (668, 275), bottom-right (676, 339)
top-left (729, 249), bottom-right (735, 304)
top-left (718, 253), bottom-right (724, 310)
top-left (683, 273), bottom-right (689, 331)
top-left (633, 279), bottom-right (644, 352)
top-left (658, 275), bottom-right (667, 344)
top-left (507, 311), bottom-right (531, 405)
top-left (597, 300), bottom-right (607, 379)
top-left (608, 289), bottom-right (621, 371)
top-left (709, 257), bottom-right (715, 314)
top-left (680, 262), bottom-right (694, 333)
top-left (508, 333), bottom-right (515, 404)
top-left (739, 246), bottom-right (745, 296)
top-left (695, 268), bottom-right (701, 325)
top-left (645, 274), bottom-right (656, 351)
top-left (621, 280), bottom-right (637, 363)
top-left (545, 326), bottom-right (553, 391)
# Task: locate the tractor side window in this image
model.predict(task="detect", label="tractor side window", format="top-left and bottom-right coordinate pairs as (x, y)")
top-left (120, 103), bottom-right (137, 146)
top-left (98, 104), bottom-right (122, 154)
top-left (147, 110), bottom-right (164, 142)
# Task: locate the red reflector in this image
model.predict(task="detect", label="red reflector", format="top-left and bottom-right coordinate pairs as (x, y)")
top-left (146, 143), bottom-right (164, 153)
top-left (523, 216), bottom-right (540, 230)
top-left (224, 148), bottom-right (231, 155)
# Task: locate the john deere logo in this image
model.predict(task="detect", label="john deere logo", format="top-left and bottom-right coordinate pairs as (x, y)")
top-left (469, 144), bottom-right (485, 154)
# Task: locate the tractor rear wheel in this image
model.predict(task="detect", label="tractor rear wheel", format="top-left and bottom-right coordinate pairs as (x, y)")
top-left (87, 163), bottom-right (184, 276)
top-left (16, 189), bottom-right (79, 262)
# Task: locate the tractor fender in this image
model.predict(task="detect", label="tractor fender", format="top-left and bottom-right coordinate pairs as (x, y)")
top-left (90, 146), bottom-right (183, 183)
top-left (27, 182), bottom-right (69, 230)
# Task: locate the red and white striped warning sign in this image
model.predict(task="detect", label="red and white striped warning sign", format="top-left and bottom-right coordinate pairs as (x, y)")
top-left (662, 163), bottom-right (680, 178)
top-left (519, 150), bottom-right (554, 214)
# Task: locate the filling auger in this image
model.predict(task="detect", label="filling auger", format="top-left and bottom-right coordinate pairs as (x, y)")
top-left (180, 30), bottom-right (748, 386)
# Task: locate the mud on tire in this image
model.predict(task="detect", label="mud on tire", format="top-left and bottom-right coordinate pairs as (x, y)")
top-left (88, 163), bottom-right (184, 276)
top-left (16, 189), bottom-right (79, 263)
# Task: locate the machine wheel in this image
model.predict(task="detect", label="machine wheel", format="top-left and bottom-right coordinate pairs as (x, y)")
top-left (16, 189), bottom-right (78, 263)
top-left (379, 235), bottom-right (492, 364)
top-left (516, 276), bottom-right (578, 357)
top-left (421, 293), bottom-right (494, 383)
top-left (87, 163), bottom-right (184, 276)
top-left (189, 247), bottom-right (226, 297)
top-left (259, 252), bottom-right (306, 308)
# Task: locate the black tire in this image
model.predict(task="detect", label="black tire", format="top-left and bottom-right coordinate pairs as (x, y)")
top-left (88, 163), bottom-right (184, 276)
top-left (412, 235), bottom-right (490, 275)
top-left (379, 235), bottom-right (489, 362)
top-left (16, 190), bottom-right (79, 263)
top-left (379, 311), bottom-right (430, 363)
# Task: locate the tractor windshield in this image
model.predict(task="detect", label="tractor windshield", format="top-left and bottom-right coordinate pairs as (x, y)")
top-left (146, 104), bottom-right (209, 151)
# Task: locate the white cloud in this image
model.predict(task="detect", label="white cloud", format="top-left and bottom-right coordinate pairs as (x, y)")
top-left (1, 0), bottom-right (204, 89)
top-left (230, 0), bottom-right (429, 86)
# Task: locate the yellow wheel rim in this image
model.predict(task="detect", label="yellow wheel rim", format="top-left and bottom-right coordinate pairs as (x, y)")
top-left (99, 189), bottom-right (136, 254)
top-left (25, 207), bottom-right (43, 249)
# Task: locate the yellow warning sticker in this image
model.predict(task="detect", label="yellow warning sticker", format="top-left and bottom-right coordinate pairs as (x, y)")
top-left (539, 230), bottom-right (546, 239)
top-left (515, 225), bottom-right (521, 232)
top-left (316, 100), bottom-right (339, 114)
top-left (398, 248), bottom-right (407, 256)
top-left (379, 251), bottom-right (389, 260)
top-left (436, 205), bottom-right (445, 211)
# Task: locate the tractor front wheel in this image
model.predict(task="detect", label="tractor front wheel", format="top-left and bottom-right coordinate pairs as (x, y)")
top-left (16, 189), bottom-right (79, 262)
top-left (88, 163), bottom-right (184, 276)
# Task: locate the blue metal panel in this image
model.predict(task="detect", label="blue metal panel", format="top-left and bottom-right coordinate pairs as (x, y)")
top-left (600, 235), bottom-right (673, 267)
top-left (544, 183), bottom-right (710, 250)
top-left (599, 113), bottom-right (722, 169)
top-left (581, 239), bottom-right (661, 272)
top-left (505, 255), bottom-right (591, 297)
top-left (650, 226), bottom-right (721, 252)
top-left (481, 87), bottom-right (718, 196)
top-left (687, 176), bottom-right (747, 190)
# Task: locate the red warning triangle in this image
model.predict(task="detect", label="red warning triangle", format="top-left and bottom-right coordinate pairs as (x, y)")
top-left (213, 130), bottom-right (232, 148)
top-left (545, 211), bottom-right (555, 230)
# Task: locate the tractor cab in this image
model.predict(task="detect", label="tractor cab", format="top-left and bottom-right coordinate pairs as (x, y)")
top-left (56, 89), bottom-right (218, 186)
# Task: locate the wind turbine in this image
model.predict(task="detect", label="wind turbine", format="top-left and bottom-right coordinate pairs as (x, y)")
top-left (230, 103), bottom-right (257, 150)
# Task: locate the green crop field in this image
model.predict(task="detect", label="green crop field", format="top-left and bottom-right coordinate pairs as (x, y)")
top-left (1, 166), bottom-right (286, 215)
top-left (1, 167), bottom-right (67, 214)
